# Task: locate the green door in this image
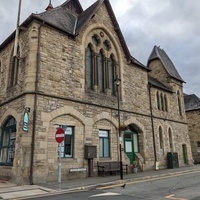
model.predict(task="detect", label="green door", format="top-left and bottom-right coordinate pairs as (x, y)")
top-left (124, 129), bottom-right (139, 165)
top-left (182, 144), bottom-right (187, 164)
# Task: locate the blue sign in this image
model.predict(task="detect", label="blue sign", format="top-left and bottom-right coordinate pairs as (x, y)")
top-left (23, 112), bottom-right (29, 132)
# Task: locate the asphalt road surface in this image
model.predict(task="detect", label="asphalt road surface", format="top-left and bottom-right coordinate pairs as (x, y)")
top-left (29, 170), bottom-right (200, 200)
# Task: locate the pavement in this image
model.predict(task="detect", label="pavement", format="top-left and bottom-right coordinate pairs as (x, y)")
top-left (0, 164), bottom-right (200, 199)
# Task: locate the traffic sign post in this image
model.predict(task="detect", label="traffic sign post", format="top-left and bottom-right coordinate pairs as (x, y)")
top-left (55, 128), bottom-right (65, 190)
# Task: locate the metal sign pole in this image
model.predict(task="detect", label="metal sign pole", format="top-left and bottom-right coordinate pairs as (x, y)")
top-left (58, 143), bottom-right (61, 190)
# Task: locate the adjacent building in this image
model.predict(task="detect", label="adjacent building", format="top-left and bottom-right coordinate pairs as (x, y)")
top-left (184, 94), bottom-right (200, 164)
top-left (0, 0), bottom-right (193, 185)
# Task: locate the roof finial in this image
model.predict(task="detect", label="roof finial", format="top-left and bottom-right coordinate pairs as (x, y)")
top-left (45, 0), bottom-right (53, 11)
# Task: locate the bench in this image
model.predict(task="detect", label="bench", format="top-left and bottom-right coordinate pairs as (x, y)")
top-left (97, 161), bottom-right (128, 177)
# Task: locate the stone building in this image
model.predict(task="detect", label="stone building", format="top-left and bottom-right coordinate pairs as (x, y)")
top-left (184, 94), bottom-right (200, 163)
top-left (0, 0), bottom-right (192, 185)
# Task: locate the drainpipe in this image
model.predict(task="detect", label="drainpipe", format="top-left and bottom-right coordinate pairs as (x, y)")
top-left (29, 23), bottom-right (42, 185)
top-left (148, 84), bottom-right (157, 166)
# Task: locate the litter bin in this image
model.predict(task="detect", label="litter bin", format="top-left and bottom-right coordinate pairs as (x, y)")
top-left (167, 152), bottom-right (179, 169)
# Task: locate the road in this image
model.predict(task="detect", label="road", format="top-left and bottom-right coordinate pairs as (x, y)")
top-left (28, 171), bottom-right (200, 200)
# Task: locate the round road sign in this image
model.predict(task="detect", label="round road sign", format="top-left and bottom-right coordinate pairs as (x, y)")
top-left (55, 128), bottom-right (65, 143)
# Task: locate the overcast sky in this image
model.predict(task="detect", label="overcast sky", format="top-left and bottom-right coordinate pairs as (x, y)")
top-left (0, 0), bottom-right (199, 97)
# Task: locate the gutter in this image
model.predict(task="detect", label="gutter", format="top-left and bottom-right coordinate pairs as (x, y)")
top-left (148, 84), bottom-right (157, 164)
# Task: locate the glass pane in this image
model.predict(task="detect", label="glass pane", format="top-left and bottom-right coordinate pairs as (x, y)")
top-left (103, 138), bottom-right (109, 157)
top-left (99, 130), bottom-right (108, 137)
top-left (0, 148), bottom-right (7, 163)
top-left (99, 138), bottom-right (103, 157)
top-left (0, 129), bottom-right (2, 145)
top-left (7, 147), bottom-right (15, 163)
top-left (108, 58), bottom-right (114, 95)
top-left (65, 135), bottom-right (72, 157)
top-left (133, 134), bottom-right (138, 152)
top-left (2, 130), bottom-right (9, 146)
top-left (125, 141), bottom-right (132, 152)
top-left (98, 52), bottom-right (104, 92)
top-left (86, 47), bottom-right (92, 89)
top-left (124, 133), bottom-right (131, 139)
top-left (65, 126), bottom-right (72, 135)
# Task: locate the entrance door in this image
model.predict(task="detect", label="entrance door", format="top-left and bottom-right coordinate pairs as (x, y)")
top-left (182, 144), bottom-right (187, 164)
top-left (124, 129), bottom-right (139, 165)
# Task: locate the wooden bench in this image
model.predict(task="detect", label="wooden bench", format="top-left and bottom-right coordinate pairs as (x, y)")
top-left (97, 161), bottom-right (128, 177)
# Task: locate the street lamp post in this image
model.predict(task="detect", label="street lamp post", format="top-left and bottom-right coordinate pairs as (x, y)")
top-left (115, 75), bottom-right (123, 180)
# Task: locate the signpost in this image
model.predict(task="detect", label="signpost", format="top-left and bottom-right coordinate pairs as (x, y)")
top-left (55, 128), bottom-right (65, 190)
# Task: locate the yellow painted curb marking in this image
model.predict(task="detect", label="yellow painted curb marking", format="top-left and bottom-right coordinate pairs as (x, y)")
top-left (165, 194), bottom-right (188, 200)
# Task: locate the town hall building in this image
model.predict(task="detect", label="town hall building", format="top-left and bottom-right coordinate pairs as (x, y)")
top-left (0, 0), bottom-right (192, 185)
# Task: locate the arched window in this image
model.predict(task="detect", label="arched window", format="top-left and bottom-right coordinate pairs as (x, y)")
top-left (108, 55), bottom-right (115, 95)
top-left (168, 128), bottom-right (173, 152)
top-left (159, 126), bottom-right (164, 155)
top-left (157, 91), bottom-right (160, 110)
top-left (160, 93), bottom-right (164, 111)
top-left (0, 116), bottom-right (16, 165)
top-left (85, 45), bottom-right (93, 90)
top-left (177, 91), bottom-right (182, 115)
top-left (85, 33), bottom-right (118, 95)
top-left (98, 50), bottom-right (104, 92)
top-left (9, 46), bottom-right (20, 87)
top-left (164, 94), bottom-right (168, 112)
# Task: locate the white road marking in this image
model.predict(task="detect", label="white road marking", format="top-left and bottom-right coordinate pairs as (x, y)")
top-left (89, 192), bottom-right (121, 197)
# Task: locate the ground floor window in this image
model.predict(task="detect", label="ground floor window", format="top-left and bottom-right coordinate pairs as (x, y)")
top-left (59, 126), bottom-right (74, 158)
top-left (99, 130), bottom-right (110, 158)
top-left (0, 116), bottom-right (16, 165)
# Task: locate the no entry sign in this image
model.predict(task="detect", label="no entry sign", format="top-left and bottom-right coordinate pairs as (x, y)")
top-left (55, 128), bottom-right (65, 143)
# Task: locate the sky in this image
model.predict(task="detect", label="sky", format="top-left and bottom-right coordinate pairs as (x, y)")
top-left (0, 0), bottom-right (199, 97)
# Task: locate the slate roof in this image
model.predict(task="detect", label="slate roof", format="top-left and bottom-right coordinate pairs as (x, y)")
top-left (148, 76), bottom-right (173, 93)
top-left (32, 6), bottom-right (78, 35)
top-left (148, 45), bottom-right (185, 83)
top-left (184, 94), bottom-right (200, 111)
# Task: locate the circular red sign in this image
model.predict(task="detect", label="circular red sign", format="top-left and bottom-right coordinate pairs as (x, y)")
top-left (55, 128), bottom-right (65, 143)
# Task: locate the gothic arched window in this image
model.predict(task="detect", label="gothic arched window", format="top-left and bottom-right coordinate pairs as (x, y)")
top-left (157, 91), bottom-right (160, 110)
top-left (177, 91), bottom-right (182, 115)
top-left (8, 46), bottom-right (20, 87)
top-left (159, 126), bottom-right (164, 155)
